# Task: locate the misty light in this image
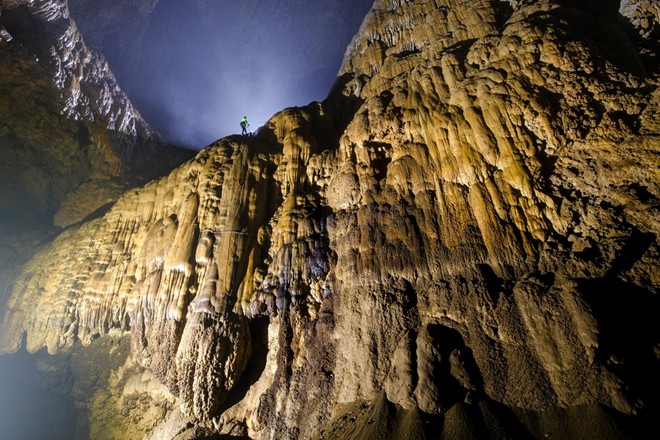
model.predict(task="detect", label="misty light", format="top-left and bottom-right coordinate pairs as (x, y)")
top-left (105, 0), bottom-right (373, 150)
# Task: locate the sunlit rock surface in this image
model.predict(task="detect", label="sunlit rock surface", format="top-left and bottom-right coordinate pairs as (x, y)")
top-left (1, 0), bottom-right (658, 439)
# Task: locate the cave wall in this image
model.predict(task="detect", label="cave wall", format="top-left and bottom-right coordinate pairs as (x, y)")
top-left (0, 0), bottom-right (190, 244)
top-left (0, 0), bottom-right (658, 439)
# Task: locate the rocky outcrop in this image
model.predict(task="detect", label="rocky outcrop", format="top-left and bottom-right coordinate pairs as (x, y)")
top-left (1, 0), bottom-right (157, 151)
top-left (621, 0), bottom-right (659, 39)
top-left (0, 0), bottom-right (658, 439)
top-left (0, 0), bottom-right (190, 240)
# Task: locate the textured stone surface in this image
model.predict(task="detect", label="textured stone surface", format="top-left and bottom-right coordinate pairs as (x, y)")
top-left (0, 0), bottom-right (191, 247)
top-left (1, 0), bottom-right (658, 439)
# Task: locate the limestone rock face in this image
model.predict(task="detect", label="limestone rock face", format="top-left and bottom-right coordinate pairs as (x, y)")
top-left (1, 0), bottom-right (156, 146)
top-left (0, 0), bottom-right (190, 238)
top-left (621, 0), bottom-right (660, 39)
top-left (1, 0), bottom-right (658, 439)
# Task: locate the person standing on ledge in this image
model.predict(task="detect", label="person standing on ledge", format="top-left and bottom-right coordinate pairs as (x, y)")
top-left (240, 116), bottom-right (249, 136)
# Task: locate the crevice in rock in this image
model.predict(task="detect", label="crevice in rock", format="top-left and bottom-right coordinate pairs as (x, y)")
top-left (219, 317), bottom-right (270, 413)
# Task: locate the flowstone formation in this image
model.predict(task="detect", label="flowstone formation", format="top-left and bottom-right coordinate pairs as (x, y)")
top-left (1, 0), bottom-right (658, 439)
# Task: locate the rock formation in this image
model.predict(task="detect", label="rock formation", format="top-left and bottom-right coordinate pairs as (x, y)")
top-left (1, 0), bottom-right (658, 439)
top-left (0, 0), bottom-right (190, 242)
